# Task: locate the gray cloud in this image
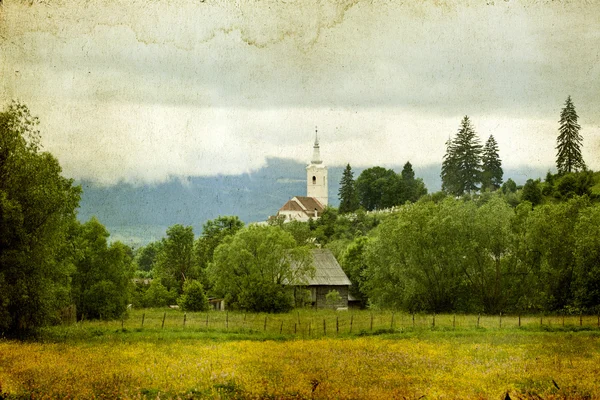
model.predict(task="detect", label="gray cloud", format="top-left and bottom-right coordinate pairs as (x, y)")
top-left (1, 0), bottom-right (599, 184)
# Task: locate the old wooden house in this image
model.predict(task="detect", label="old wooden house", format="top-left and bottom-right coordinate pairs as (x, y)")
top-left (302, 249), bottom-right (351, 309)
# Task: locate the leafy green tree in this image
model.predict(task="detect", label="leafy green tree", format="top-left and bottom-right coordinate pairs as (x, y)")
top-left (356, 166), bottom-right (400, 211)
top-left (282, 220), bottom-right (314, 246)
top-left (135, 241), bottom-right (162, 272)
top-left (524, 197), bottom-right (589, 311)
top-left (442, 116), bottom-right (483, 195)
top-left (556, 96), bottom-right (586, 174)
top-left (338, 164), bottom-right (359, 214)
top-left (208, 225), bottom-right (313, 312)
top-left (143, 280), bottom-right (178, 307)
top-left (177, 280), bottom-right (209, 311)
top-left (155, 224), bottom-right (196, 294)
top-left (195, 216), bottom-right (244, 271)
top-left (71, 218), bottom-right (134, 320)
top-left (481, 135), bottom-right (503, 191)
top-left (572, 205), bottom-right (600, 311)
top-left (521, 179), bottom-right (542, 207)
top-left (341, 236), bottom-right (370, 308)
top-left (502, 178), bottom-right (517, 194)
top-left (0, 102), bottom-right (81, 333)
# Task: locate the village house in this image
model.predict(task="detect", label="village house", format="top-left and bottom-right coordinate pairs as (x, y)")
top-left (300, 248), bottom-right (351, 309)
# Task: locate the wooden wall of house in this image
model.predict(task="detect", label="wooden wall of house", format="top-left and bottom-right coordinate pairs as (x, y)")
top-left (313, 285), bottom-right (349, 309)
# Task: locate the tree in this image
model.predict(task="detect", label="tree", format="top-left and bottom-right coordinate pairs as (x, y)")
top-left (338, 164), bottom-right (359, 214)
top-left (501, 178), bottom-right (517, 194)
top-left (556, 96), bottom-right (586, 174)
top-left (481, 135), bottom-right (503, 191)
top-left (177, 280), bottom-right (209, 311)
top-left (208, 225), bottom-right (313, 312)
top-left (0, 102), bottom-right (81, 333)
top-left (155, 224), bottom-right (196, 294)
top-left (341, 236), bottom-right (370, 308)
top-left (135, 241), bottom-right (162, 272)
top-left (195, 216), bottom-right (244, 270)
top-left (400, 161), bottom-right (427, 203)
top-left (356, 166), bottom-right (400, 211)
top-left (521, 179), bottom-right (542, 207)
top-left (441, 138), bottom-right (460, 195)
top-left (70, 218), bottom-right (134, 320)
top-left (441, 116), bottom-right (483, 195)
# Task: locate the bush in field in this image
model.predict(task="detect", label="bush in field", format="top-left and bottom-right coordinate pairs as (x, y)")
top-left (326, 290), bottom-right (342, 308)
top-left (144, 280), bottom-right (178, 307)
top-left (177, 280), bottom-right (209, 311)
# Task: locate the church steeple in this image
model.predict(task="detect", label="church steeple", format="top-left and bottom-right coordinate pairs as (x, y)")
top-left (307, 126), bottom-right (328, 206)
top-left (311, 126), bottom-right (322, 165)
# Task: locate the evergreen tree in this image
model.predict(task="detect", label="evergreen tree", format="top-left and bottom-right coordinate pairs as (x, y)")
top-left (441, 138), bottom-right (460, 195)
top-left (441, 116), bottom-right (482, 195)
top-left (338, 164), bottom-right (359, 213)
top-left (481, 135), bottom-right (503, 191)
top-left (556, 96), bottom-right (586, 174)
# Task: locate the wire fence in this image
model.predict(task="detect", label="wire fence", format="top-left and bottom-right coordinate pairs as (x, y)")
top-left (93, 310), bottom-right (600, 338)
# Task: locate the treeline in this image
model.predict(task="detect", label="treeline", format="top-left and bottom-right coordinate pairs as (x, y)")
top-left (0, 103), bottom-right (137, 333)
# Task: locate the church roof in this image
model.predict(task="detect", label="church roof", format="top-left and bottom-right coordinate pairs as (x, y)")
top-left (278, 196), bottom-right (325, 214)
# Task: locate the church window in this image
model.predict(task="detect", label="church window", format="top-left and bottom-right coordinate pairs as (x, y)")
top-left (312, 176), bottom-right (316, 184)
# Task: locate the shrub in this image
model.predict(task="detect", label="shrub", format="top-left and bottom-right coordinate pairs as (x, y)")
top-left (177, 280), bottom-right (209, 312)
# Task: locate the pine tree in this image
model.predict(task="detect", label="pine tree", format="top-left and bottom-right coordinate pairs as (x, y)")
top-left (441, 116), bottom-right (482, 195)
top-left (481, 135), bottom-right (503, 191)
top-left (556, 96), bottom-right (586, 174)
top-left (441, 138), bottom-right (460, 195)
top-left (338, 163), bottom-right (359, 214)
top-left (400, 161), bottom-right (416, 203)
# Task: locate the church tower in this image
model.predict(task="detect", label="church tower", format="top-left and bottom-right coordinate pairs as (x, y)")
top-left (306, 127), bottom-right (328, 206)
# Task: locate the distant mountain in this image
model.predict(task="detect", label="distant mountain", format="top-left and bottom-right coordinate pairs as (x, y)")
top-left (77, 158), bottom-right (550, 247)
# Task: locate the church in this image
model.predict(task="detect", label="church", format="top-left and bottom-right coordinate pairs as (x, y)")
top-left (276, 130), bottom-right (328, 222)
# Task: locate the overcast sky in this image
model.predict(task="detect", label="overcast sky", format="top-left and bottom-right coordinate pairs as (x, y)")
top-left (1, 0), bottom-right (599, 185)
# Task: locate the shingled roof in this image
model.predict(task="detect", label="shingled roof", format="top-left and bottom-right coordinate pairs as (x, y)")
top-left (305, 249), bottom-right (351, 286)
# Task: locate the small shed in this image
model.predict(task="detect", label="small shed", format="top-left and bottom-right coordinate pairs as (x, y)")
top-left (302, 249), bottom-right (351, 309)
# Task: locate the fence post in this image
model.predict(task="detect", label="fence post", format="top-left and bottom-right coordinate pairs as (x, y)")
top-left (432, 313), bottom-right (435, 328)
top-left (183, 313), bottom-right (186, 327)
top-left (280, 321), bottom-right (283, 334)
top-left (540, 315), bottom-right (543, 326)
top-left (370, 313), bottom-right (373, 331)
top-left (518, 314), bottom-right (521, 328)
top-left (323, 319), bottom-right (326, 336)
top-left (226, 312), bottom-right (229, 330)
top-left (294, 323), bottom-right (297, 334)
top-left (350, 314), bottom-right (354, 334)
top-left (162, 312), bottom-right (166, 329)
top-left (453, 314), bottom-right (456, 329)
top-left (580, 313), bottom-right (583, 327)
top-left (309, 322), bottom-right (311, 336)
top-left (206, 313), bottom-right (209, 328)
top-left (499, 312), bottom-right (502, 329)
top-left (477, 314), bottom-right (480, 328)
top-left (141, 313), bottom-right (145, 327)
top-left (412, 313), bottom-right (415, 328)
top-left (391, 312), bottom-right (395, 329)
top-left (336, 316), bottom-right (339, 334)
top-left (264, 316), bottom-right (267, 331)
top-left (121, 318), bottom-right (124, 330)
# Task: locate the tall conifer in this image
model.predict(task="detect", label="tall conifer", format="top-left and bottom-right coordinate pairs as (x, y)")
top-left (556, 96), bottom-right (585, 174)
top-left (441, 116), bottom-right (482, 195)
top-left (338, 164), bottom-right (359, 213)
top-left (481, 135), bottom-right (503, 191)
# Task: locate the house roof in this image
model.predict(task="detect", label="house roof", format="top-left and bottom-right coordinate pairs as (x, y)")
top-left (305, 249), bottom-right (352, 286)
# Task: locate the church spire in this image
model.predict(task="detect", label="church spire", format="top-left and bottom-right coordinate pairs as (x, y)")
top-left (311, 126), bottom-right (322, 164)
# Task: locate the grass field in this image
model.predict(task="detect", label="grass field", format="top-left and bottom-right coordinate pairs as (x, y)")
top-left (1, 309), bottom-right (600, 399)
